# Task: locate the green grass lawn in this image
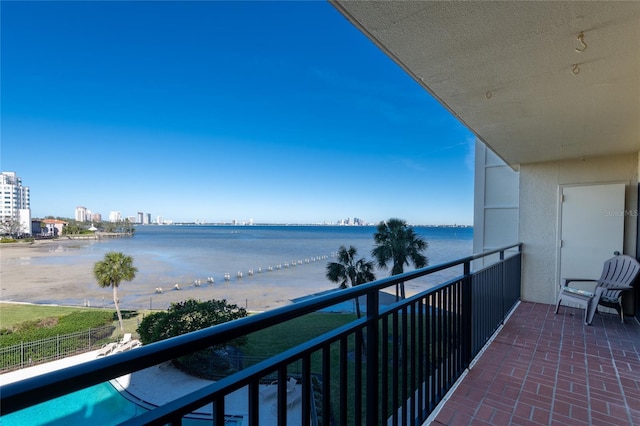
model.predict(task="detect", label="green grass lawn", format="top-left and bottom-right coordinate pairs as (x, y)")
top-left (0, 303), bottom-right (153, 340)
top-left (242, 312), bottom-right (357, 360)
top-left (0, 303), bottom-right (96, 328)
top-left (0, 303), bottom-right (356, 350)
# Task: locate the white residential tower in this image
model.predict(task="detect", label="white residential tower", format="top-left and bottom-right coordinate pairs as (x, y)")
top-left (0, 172), bottom-right (31, 235)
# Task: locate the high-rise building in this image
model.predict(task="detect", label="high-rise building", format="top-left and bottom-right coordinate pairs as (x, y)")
top-left (0, 172), bottom-right (31, 235)
top-left (144, 213), bottom-right (151, 225)
top-left (75, 206), bottom-right (87, 222)
top-left (109, 211), bottom-right (121, 222)
top-left (137, 212), bottom-right (143, 224)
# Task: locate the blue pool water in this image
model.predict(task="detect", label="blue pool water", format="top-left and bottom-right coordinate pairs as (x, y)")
top-left (1, 382), bottom-right (241, 425)
top-left (2, 382), bottom-right (142, 425)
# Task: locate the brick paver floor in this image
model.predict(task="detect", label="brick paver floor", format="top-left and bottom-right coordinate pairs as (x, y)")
top-left (430, 301), bottom-right (640, 425)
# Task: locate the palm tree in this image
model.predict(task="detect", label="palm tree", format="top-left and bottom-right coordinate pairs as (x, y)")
top-left (326, 245), bottom-right (376, 318)
top-left (94, 251), bottom-right (137, 332)
top-left (371, 218), bottom-right (428, 300)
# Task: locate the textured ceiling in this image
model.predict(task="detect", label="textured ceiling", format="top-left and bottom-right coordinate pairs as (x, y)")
top-left (331, 1), bottom-right (640, 166)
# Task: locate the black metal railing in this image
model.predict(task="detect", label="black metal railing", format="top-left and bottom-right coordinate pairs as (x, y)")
top-left (1, 243), bottom-right (522, 425)
top-left (0, 325), bottom-right (115, 372)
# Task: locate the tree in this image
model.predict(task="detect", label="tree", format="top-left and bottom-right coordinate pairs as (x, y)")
top-left (93, 252), bottom-right (137, 332)
top-left (1, 216), bottom-right (23, 237)
top-left (371, 218), bottom-right (428, 300)
top-left (326, 245), bottom-right (376, 318)
top-left (137, 299), bottom-right (249, 379)
top-left (122, 218), bottom-right (135, 235)
top-left (62, 220), bottom-right (87, 235)
top-left (102, 221), bottom-right (118, 233)
top-left (137, 299), bottom-right (248, 346)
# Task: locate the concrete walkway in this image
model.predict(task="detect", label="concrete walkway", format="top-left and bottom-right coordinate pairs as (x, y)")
top-left (0, 350), bottom-right (102, 386)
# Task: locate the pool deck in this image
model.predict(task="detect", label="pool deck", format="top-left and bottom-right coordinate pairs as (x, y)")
top-left (0, 348), bottom-right (302, 423)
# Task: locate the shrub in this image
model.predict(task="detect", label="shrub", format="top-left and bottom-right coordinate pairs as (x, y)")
top-left (175, 346), bottom-right (243, 380)
top-left (137, 299), bottom-right (248, 346)
top-left (137, 299), bottom-right (248, 380)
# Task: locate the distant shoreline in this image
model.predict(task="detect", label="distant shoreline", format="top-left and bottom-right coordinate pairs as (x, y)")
top-left (0, 234), bottom-right (130, 246)
top-left (137, 223), bottom-right (473, 228)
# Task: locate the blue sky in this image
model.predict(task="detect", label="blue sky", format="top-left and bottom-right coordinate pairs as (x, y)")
top-left (1, 1), bottom-right (475, 225)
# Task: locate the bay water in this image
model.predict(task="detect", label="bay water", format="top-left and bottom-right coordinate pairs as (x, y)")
top-left (28, 225), bottom-right (473, 310)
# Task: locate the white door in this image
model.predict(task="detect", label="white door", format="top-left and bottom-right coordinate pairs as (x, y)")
top-left (559, 183), bottom-right (625, 289)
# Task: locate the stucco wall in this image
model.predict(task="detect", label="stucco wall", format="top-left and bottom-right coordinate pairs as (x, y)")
top-left (519, 153), bottom-right (639, 305)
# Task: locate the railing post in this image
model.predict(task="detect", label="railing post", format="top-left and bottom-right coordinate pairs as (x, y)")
top-left (462, 260), bottom-right (472, 368)
top-left (501, 250), bottom-right (507, 321)
top-left (0, 243), bottom-right (523, 422)
top-left (366, 289), bottom-right (379, 425)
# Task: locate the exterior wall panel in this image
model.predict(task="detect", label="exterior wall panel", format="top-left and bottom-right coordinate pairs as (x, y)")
top-left (473, 141), bottom-right (520, 269)
top-left (519, 153), bottom-right (639, 304)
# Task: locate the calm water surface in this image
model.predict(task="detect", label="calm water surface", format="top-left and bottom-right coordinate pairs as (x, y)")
top-left (29, 225), bottom-right (473, 309)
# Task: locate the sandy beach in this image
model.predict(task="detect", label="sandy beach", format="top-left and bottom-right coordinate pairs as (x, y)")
top-left (1, 240), bottom-right (96, 303)
top-left (0, 239), bottom-right (342, 312)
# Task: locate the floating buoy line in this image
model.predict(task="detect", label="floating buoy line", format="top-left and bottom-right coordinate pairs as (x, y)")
top-left (151, 254), bottom-right (331, 294)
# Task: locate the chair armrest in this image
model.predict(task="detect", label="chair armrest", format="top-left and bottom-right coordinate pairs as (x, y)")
top-left (561, 286), bottom-right (595, 298)
top-left (562, 278), bottom-right (597, 286)
top-left (600, 285), bottom-right (633, 291)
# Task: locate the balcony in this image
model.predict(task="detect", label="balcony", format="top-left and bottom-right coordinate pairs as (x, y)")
top-left (428, 301), bottom-right (640, 426)
top-left (2, 244), bottom-right (521, 425)
top-left (4, 244), bottom-right (638, 425)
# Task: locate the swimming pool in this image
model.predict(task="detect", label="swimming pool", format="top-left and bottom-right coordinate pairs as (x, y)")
top-left (1, 381), bottom-right (242, 425)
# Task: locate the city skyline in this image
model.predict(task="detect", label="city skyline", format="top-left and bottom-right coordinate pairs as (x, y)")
top-left (1, 2), bottom-right (475, 226)
top-left (71, 204), bottom-right (406, 227)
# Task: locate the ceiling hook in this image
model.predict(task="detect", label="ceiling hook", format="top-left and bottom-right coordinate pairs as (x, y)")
top-left (572, 64), bottom-right (581, 75)
top-left (575, 31), bottom-right (587, 53)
